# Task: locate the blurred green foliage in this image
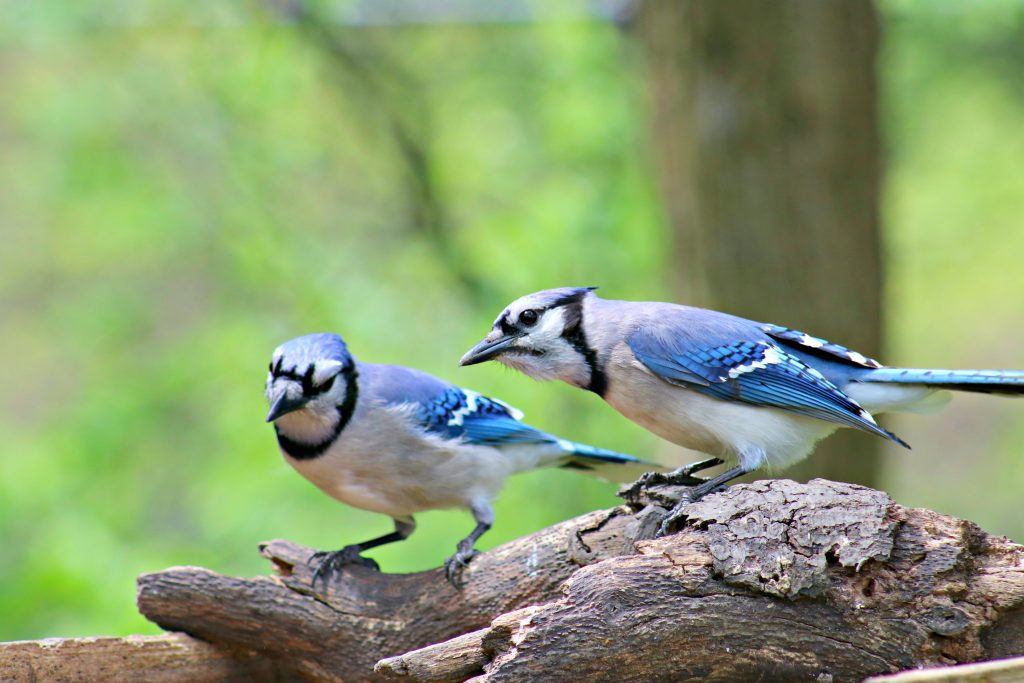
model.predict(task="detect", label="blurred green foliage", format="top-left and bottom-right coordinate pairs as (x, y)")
top-left (1, 0), bottom-right (1023, 639)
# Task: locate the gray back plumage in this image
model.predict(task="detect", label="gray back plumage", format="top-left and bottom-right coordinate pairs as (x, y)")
top-left (584, 297), bottom-right (871, 387)
top-left (356, 363), bottom-right (454, 411)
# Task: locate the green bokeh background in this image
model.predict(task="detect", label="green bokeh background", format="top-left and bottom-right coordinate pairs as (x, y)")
top-left (2, 0), bottom-right (1023, 639)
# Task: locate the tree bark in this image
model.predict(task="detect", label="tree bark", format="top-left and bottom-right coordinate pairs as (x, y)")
top-left (636, 0), bottom-right (885, 486)
top-left (133, 506), bottom-right (645, 683)
top-left (375, 480), bottom-right (1024, 683)
top-left (110, 478), bottom-right (1024, 683)
top-left (0, 633), bottom-right (281, 682)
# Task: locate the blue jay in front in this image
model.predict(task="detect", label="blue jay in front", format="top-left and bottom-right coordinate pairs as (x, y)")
top-left (265, 332), bottom-right (651, 587)
top-left (460, 287), bottom-right (1024, 532)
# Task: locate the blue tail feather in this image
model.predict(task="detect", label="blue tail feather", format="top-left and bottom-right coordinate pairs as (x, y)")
top-left (559, 440), bottom-right (649, 464)
top-left (557, 441), bottom-right (658, 482)
top-left (865, 368), bottom-right (1024, 396)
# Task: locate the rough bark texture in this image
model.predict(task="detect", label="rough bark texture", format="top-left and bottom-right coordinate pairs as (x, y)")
top-left (636, 0), bottom-right (885, 486)
top-left (134, 506), bottom-right (644, 683)
top-left (7, 480), bottom-right (1022, 682)
top-left (126, 479), bottom-right (1024, 682)
top-left (377, 479), bottom-right (1024, 683)
top-left (0, 633), bottom-right (279, 682)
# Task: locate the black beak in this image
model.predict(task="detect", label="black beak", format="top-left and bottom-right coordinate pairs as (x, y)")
top-left (266, 393), bottom-right (309, 422)
top-left (459, 334), bottom-right (521, 367)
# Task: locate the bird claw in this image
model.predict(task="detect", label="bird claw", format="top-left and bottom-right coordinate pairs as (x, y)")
top-left (656, 497), bottom-right (695, 537)
top-left (620, 457), bottom-right (724, 502)
top-left (655, 477), bottom-right (732, 537)
top-left (309, 545), bottom-right (379, 589)
top-left (657, 457), bottom-right (725, 486)
top-left (443, 545), bottom-right (479, 589)
top-left (632, 469), bottom-right (668, 490)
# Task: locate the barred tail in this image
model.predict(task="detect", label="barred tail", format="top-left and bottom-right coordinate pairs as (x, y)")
top-left (864, 368), bottom-right (1024, 396)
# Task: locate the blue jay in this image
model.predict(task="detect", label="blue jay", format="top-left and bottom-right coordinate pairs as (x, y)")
top-left (461, 287), bottom-right (1024, 532)
top-left (265, 332), bottom-right (652, 586)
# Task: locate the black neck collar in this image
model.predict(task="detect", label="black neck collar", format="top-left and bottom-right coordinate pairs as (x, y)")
top-left (560, 300), bottom-right (607, 396)
top-left (275, 363), bottom-right (359, 460)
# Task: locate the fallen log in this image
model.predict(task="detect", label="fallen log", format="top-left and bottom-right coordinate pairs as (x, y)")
top-left (7, 477), bottom-right (1019, 682)
top-left (374, 479), bottom-right (1024, 682)
top-left (134, 503), bottom-right (647, 682)
top-left (0, 632), bottom-right (280, 682)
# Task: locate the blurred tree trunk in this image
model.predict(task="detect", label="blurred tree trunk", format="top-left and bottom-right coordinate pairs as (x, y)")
top-left (636, 0), bottom-right (884, 486)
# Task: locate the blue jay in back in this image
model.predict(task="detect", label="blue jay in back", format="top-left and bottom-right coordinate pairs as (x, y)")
top-left (265, 332), bottom-right (651, 587)
top-left (461, 287), bottom-right (1024, 532)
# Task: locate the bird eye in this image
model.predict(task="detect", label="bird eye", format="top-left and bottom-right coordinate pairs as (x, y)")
top-left (519, 309), bottom-right (539, 326)
top-left (268, 362), bottom-right (274, 373)
top-left (316, 375), bottom-right (335, 394)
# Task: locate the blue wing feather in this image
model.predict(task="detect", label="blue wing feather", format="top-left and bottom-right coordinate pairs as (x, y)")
top-left (364, 364), bottom-right (647, 461)
top-left (627, 331), bottom-right (908, 447)
top-left (416, 387), bottom-right (557, 447)
top-left (762, 323), bottom-right (883, 369)
top-left (414, 385), bottom-right (650, 473)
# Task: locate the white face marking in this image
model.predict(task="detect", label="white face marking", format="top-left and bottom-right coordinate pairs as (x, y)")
top-left (479, 290), bottom-right (598, 389)
top-left (267, 374), bottom-right (299, 402)
top-left (275, 399), bottom-right (338, 441)
top-left (534, 307), bottom-right (567, 337)
top-left (313, 360), bottom-right (343, 387)
top-left (266, 353), bottom-right (353, 445)
top-left (494, 307), bottom-right (591, 387)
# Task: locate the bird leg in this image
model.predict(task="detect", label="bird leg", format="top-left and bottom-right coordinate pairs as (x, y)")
top-left (310, 518), bottom-right (415, 589)
top-left (638, 456), bottom-right (724, 488)
top-left (619, 457), bottom-right (724, 503)
top-left (444, 503), bottom-right (494, 588)
top-left (656, 465), bottom-right (751, 537)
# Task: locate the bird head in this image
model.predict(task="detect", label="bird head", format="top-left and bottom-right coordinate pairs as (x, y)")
top-left (265, 333), bottom-right (357, 440)
top-left (460, 287), bottom-right (599, 388)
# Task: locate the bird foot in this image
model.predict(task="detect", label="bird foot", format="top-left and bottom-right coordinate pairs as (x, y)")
top-left (640, 457), bottom-right (725, 487)
top-left (443, 542), bottom-right (479, 589)
top-left (656, 496), bottom-right (696, 538)
top-left (619, 457), bottom-right (724, 505)
top-left (309, 545), bottom-right (379, 589)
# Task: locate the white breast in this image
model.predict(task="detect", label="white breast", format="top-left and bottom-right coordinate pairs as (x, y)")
top-left (282, 404), bottom-right (518, 519)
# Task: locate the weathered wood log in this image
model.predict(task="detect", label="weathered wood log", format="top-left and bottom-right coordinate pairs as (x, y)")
top-left (135, 504), bottom-right (647, 683)
top-left (127, 478), bottom-right (1024, 682)
top-left (0, 633), bottom-right (281, 682)
top-left (376, 479), bottom-right (1024, 683)
top-left (375, 628), bottom-right (490, 683)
